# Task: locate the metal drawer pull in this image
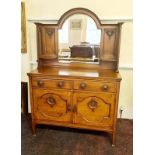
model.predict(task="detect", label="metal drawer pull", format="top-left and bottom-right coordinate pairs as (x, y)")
top-left (37, 80), bottom-right (44, 87)
top-left (80, 82), bottom-right (86, 89)
top-left (57, 81), bottom-right (64, 88)
top-left (102, 84), bottom-right (109, 91)
top-left (47, 96), bottom-right (56, 107)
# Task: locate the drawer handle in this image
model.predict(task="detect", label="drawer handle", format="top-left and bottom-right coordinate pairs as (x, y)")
top-left (47, 96), bottom-right (56, 107)
top-left (88, 99), bottom-right (97, 111)
top-left (37, 80), bottom-right (44, 87)
top-left (80, 82), bottom-right (86, 89)
top-left (102, 84), bottom-right (109, 91)
top-left (57, 81), bottom-right (64, 88)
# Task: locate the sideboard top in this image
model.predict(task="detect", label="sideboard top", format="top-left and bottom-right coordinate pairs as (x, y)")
top-left (28, 67), bottom-right (121, 81)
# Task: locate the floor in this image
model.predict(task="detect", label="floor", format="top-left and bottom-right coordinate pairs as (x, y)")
top-left (21, 115), bottom-right (133, 155)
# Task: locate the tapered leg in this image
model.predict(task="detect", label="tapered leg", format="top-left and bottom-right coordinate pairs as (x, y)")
top-left (32, 120), bottom-right (36, 136)
top-left (112, 132), bottom-right (116, 147)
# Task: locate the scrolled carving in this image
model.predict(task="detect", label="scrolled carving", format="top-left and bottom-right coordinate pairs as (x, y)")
top-left (45, 28), bottom-right (53, 36)
top-left (87, 99), bottom-right (98, 111)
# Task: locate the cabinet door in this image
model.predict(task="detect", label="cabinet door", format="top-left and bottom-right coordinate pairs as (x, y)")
top-left (73, 92), bottom-right (116, 127)
top-left (33, 89), bottom-right (72, 123)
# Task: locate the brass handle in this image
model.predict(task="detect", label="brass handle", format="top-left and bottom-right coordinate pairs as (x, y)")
top-left (47, 96), bottom-right (56, 107)
top-left (102, 84), bottom-right (109, 91)
top-left (88, 99), bottom-right (97, 111)
top-left (80, 83), bottom-right (86, 89)
top-left (37, 80), bottom-right (44, 87)
top-left (57, 81), bottom-right (64, 88)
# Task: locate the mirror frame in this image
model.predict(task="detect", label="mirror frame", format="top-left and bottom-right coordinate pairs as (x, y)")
top-left (58, 8), bottom-right (102, 29)
top-left (58, 9), bottom-right (101, 64)
top-left (57, 8), bottom-right (102, 65)
top-left (35, 8), bottom-right (122, 71)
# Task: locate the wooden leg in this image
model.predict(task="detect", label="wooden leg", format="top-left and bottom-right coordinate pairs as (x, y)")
top-left (32, 120), bottom-right (36, 136)
top-left (112, 132), bottom-right (116, 147)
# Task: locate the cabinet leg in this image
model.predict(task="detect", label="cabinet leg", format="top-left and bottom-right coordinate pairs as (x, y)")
top-left (111, 132), bottom-right (116, 147)
top-left (32, 121), bottom-right (36, 136)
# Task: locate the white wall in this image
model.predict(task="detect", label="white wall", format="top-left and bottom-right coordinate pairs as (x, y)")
top-left (21, 0), bottom-right (133, 119)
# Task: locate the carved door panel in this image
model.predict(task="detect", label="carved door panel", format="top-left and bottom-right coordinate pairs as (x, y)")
top-left (33, 89), bottom-right (72, 123)
top-left (73, 92), bottom-right (116, 127)
top-left (101, 26), bottom-right (119, 61)
top-left (37, 25), bottom-right (57, 59)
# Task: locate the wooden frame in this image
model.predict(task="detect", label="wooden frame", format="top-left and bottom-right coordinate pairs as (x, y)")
top-left (70, 19), bottom-right (82, 30)
top-left (35, 8), bottom-right (122, 71)
top-left (21, 2), bottom-right (27, 53)
top-left (28, 8), bottom-right (123, 146)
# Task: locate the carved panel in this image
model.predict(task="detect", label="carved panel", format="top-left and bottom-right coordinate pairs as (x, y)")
top-left (105, 30), bottom-right (115, 39)
top-left (45, 28), bottom-right (53, 36)
top-left (102, 28), bottom-right (117, 60)
top-left (33, 89), bottom-right (71, 122)
top-left (36, 25), bottom-right (57, 60)
top-left (73, 92), bottom-right (115, 127)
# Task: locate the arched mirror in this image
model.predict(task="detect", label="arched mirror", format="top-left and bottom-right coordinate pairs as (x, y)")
top-left (58, 14), bottom-right (101, 64)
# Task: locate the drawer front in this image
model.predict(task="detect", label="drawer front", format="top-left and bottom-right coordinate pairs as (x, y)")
top-left (32, 78), bottom-right (72, 89)
top-left (74, 80), bottom-right (117, 93)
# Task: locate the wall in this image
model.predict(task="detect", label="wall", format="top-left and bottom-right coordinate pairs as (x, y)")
top-left (21, 0), bottom-right (133, 119)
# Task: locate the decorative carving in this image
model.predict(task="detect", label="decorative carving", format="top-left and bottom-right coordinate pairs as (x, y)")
top-left (36, 93), bottom-right (69, 118)
top-left (77, 96), bottom-right (110, 105)
top-left (105, 30), bottom-right (115, 39)
top-left (76, 96), bottom-right (112, 123)
top-left (45, 28), bottom-right (53, 36)
top-left (38, 27), bottom-right (41, 32)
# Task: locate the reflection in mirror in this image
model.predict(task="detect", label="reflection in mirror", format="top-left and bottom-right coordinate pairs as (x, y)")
top-left (58, 14), bottom-right (101, 64)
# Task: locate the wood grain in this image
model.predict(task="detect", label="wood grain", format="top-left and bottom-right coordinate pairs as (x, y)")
top-left (28, 8), bottom-right (123, 146)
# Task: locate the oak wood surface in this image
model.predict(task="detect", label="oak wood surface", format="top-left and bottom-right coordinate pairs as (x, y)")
top-left (28, 7), bottom-right (123, 146)
top-left (35, 8), bottom-right (122, 71)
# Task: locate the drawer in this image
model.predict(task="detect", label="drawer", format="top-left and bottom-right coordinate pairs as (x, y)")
top-left (32, 78), bottom-right (72, 89)
top-left (74, 80), bottom-right (117, 93)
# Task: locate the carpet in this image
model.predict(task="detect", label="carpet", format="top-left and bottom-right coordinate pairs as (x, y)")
top-left (21, 114), bottom-right (132, 155)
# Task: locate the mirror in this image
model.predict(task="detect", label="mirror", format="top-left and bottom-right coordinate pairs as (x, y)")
top-left (58, 14), bottom-right (101, 64)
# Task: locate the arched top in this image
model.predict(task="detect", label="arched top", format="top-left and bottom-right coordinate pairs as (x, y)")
top-left (58, 8), bottom-right (102, 29)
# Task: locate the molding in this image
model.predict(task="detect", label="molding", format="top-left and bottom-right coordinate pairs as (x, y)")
top-left (29, 61), bottom-right (133, 70)
top-left (27, 17), bottom-right (133, 24)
